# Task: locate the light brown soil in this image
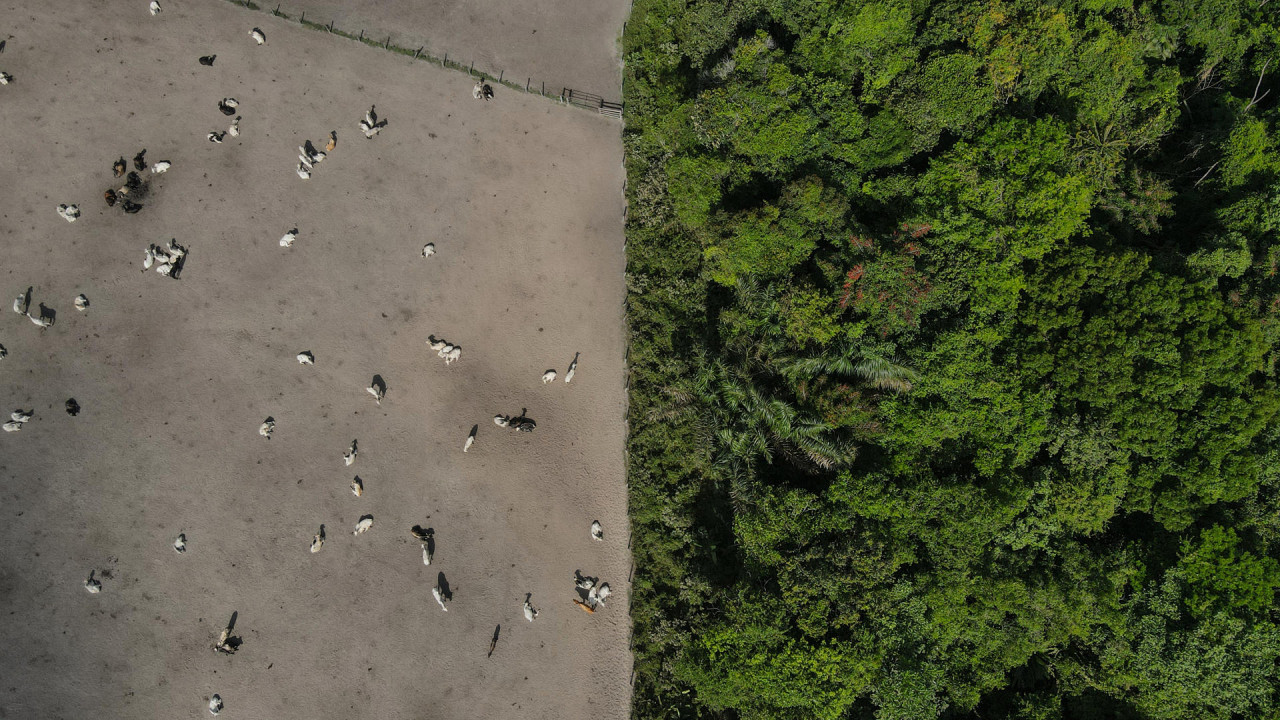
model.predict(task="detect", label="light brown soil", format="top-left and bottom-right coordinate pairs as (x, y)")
top-left (0, 1), bottom-right (630, 718)
top-left (249, 0), bottom-right (629, 99)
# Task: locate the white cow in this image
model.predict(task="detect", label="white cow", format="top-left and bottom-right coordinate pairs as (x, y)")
top-left (592, 583), bottom-right (612, 606)
top-left (565, 352), bottom-right (580, 383)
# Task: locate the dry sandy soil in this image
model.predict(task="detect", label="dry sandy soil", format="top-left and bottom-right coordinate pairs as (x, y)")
top-left (0, 1), bottom-right (629, 718)
top-left (252, 0), bottom-right (629, 99)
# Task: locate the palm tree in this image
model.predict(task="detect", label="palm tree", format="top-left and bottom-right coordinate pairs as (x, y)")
top-left (647, 280), bottom-right (917, 480)
top-left (674, 357), bottom-right (859, 476)
top-left (778, 343), bottom-right (920, 395)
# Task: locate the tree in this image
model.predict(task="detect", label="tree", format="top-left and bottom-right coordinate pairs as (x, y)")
top-left (1179, 526), bottom-right (1280, 617)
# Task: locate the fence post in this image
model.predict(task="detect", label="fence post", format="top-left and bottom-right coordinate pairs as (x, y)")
top-left (328, 21), bottom-right (334, 32)
top-left (498, 70), bottom-right (503, 82)
top-left (526, 78), bottom-right (530, 92)
top-left (358, 29), bottom-right (364, 41)
top-left (299, 11), bottom-right (305, 22)
top-left (385, 36), bottom-right (390, 49)
top-left (414, 46), bottom-right (422, 60)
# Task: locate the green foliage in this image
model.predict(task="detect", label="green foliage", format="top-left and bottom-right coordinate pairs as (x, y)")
top-left (666, 153), bottom-right (729, 227)
top-left (680, 618), bottom-right (877, 720)
top-left (796, 1), bottom-right (915, 92)
top-left (1220, 116), bottom-right (1280, 188)
top-left (781, 287), bottom-right (841, 346)
top-left (704, 176), bottom-right (849, 285)
top-left (622, 0), bottom-right (1280, 717)
top-left (913, 53), bottom-right (995, 134)
top-left (1180, 526), bottom-right (1280, 617)
top-left (1094, 573), bottom-right (1280, 720)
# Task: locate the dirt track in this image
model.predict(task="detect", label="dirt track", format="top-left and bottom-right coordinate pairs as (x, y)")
top-left (0, 1), bottom-right (630, 718)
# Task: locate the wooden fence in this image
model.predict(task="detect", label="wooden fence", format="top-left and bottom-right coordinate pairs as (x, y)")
top-left (561, 88), bottom-right (624, 119)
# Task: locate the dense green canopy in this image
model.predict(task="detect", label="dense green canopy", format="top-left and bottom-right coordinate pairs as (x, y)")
top-left (621, 0), bottom-right (1280, 718)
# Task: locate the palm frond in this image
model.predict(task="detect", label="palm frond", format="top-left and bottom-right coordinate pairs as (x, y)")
top-left (852, 357), bottom-right (920, 393)
top-left (779, 344), bottom-right (920, 394)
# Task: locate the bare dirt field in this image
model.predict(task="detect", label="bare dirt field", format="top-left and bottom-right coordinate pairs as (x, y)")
top-left (249, 0), bottom-right (629, 100)
top-left (0, 1), bottom-right (629, 718)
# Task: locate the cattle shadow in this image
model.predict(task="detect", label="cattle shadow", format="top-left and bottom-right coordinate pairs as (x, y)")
top-left (488, 624), bottom-right (501, 658)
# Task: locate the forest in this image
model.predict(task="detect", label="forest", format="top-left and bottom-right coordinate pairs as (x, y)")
top-left (620, 0), bottom-right (1280, 718)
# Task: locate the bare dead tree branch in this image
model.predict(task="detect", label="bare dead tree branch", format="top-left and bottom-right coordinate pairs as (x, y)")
top-left (1244, 59), bottom-right (1272, 112)
top-left (1194, 161), bottom-right (1220, 188)
top-left (1254, 59), bottom-right (1270, 97)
